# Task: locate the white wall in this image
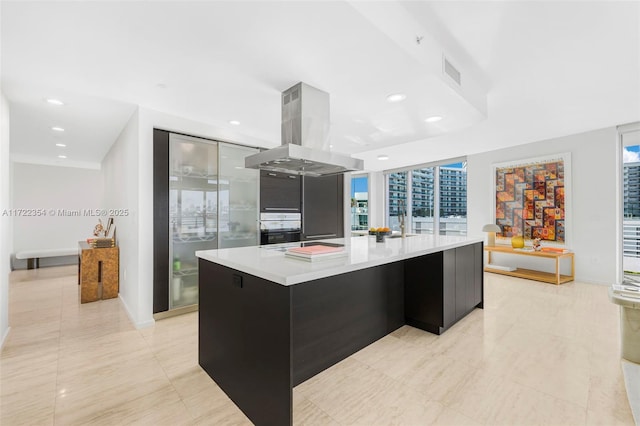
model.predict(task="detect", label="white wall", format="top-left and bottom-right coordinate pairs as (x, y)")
top-left (11, 163), bottom-right (102, 263)
top-left (0, 93), bottom-right (11, 348)
top-left (368, 171), bottom-right (385, 229)
top-left (467, 126), bottom-right (619, 284)
top-left (101, 109), bottom-right (143, 326)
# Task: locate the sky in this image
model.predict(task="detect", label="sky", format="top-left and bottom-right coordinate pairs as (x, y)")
top-left (352, 176), bottom-right (367, 195)
top-left (350, 161), bottom-right (467, 196)
top-left (625, 145), bottom-right (640, 163)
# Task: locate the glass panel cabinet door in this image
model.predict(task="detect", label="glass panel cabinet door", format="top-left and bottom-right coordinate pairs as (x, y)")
top-left (169, 134), bottom-right (218, 310)
top-left (218, 144), bottom-right (259, 249)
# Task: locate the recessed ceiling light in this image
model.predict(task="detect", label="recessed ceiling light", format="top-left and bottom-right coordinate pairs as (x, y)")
top-left (229, 120), bottom-right (241, 126)
top-left (58, 155), bottom-right (67, 159)
top-left (386, 93), bottom-right (406, 103)
top-left (46, 98), bottom-right (64, 106)
top-left (55, 143), bottom-right (66, 147)
top-left (51, 126), bottom-right (65, 132)
top-left (378, 155), bottom-right (389, 160)
top-left (425, 116), bottom-right (443, 123)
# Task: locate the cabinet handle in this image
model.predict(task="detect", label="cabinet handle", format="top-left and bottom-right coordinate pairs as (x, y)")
top-left (267, 173), bottom-right (277, 177)
top-left (264, 207), bottom-right (300, 211)
top-left (306, 234), bottom-right (337, 239)
top-left (288, 175), bottom-right (297, 179)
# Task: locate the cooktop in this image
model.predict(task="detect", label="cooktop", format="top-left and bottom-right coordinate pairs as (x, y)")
top-left (260, 241), bottom-right (344, 252)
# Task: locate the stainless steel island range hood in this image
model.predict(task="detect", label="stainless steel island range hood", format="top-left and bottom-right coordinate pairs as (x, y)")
top-left (245, 82), bottom-right (364, 176)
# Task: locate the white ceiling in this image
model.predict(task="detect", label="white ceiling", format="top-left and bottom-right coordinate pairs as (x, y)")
top-left (2, 1), bottom-right (639, 171)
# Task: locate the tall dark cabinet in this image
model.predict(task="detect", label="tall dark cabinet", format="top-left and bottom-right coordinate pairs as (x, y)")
top-left (153, 129), bottom-right (259, 317)
top-left (259, 170), bottom-right (301, 212)
top-left (153, 129), bottom-right (171, 314)
top-left (301, 174), bottom-right (344, 240)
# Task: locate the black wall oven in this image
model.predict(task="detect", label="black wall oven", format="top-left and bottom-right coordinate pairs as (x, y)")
top-left (260, 213), bottom-right (301, 245)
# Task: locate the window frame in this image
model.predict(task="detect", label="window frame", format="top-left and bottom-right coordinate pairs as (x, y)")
top-left (384, 157), bottom-right (467, 236)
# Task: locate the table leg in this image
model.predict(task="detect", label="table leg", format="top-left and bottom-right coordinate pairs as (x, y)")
top-left (571, 255), bottom-right (575, 280)
top-left (556, 257), bottom-right (560, 285)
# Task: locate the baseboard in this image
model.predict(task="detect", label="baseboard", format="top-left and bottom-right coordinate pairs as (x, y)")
top-left (118, 294), bottom-right (155, 330)
top-left (0, 325), bottom-right (11, 350)
top-left (574, 279), bottom-right (611, 286)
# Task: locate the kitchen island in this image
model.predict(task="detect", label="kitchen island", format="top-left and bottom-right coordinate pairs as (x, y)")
top-left (196, 235), bottom-right (483, 426)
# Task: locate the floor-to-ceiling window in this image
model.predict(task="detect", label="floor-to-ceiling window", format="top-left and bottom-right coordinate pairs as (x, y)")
top-left (350, 174), bottom-right (369, 231)
top-left (386, 159), bottom-right (467, 235)
top-left (621, 123), bottom-right (640, 278)
top-left (411, 167), bottom-right (435, 234)
top-left (438, 162), bottom-right (467, 236)
top-left (387, 171), bottom-right (408, 231)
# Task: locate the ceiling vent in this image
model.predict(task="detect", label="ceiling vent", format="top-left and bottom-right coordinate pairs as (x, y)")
top-left (443, 56), bottom-right (461, 86)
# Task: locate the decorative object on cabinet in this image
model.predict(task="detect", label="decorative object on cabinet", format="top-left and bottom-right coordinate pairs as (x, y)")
top-left (511, 235), bottom-right (525, 248)
top-left (493, 153), bottom-right (571, 246)
top-left (481, 223), bottom-right (501, 247)
top-left (88, 217), bottom-right (116, 248)
top-left (532, 237), bottom-right (542, 251)
top-left (93, 219), bottom-right (104, 237)
top-left (78, 241), bottom-right (119, 303)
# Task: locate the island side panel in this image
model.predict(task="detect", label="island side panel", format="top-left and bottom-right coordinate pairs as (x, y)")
top-left (404, 251), bottom-right (446, 334)
top-left (198, 259), bottom-right (293, 426)
top-left (291, 261), bottom-right (404, 386)
top-left (474, 242), bottom-right (484, 309)
top-left (455, 244), bottom-right (476, 320)
top-left (404, 242), bottom-right (483, 335)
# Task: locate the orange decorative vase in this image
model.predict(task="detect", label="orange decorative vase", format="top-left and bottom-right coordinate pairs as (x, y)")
top-left (511, 235), bottom-right (525, 248)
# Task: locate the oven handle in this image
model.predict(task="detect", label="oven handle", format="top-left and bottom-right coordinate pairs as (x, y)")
top-left (264, 207), bottom-right (300, 211)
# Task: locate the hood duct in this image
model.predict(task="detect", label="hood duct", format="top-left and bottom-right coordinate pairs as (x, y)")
top-left (245, 82), bottom-right (364, 176)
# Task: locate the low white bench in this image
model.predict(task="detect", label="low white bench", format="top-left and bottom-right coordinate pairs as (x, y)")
top-left (16, 248), bottom-right (78, 269)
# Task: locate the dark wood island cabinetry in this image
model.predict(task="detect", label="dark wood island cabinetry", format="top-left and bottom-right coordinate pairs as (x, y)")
top-left (197, 237), bottom-right (483, 425)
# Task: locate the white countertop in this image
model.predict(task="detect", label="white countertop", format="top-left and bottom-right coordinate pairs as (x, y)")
top-left (196, 234), bottom-right (482, 286)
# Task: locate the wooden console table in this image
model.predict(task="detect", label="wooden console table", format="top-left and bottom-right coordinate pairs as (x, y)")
top-left (484, 246), bottom-right (574, 285)
top-left (78, 241), bottom-right (119, 303)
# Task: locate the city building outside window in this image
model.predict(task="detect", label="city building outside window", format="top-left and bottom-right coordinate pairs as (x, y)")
top-left (386, 160), bottom-right (467, 236)
top-left (623, 135), bottom-right (640, 275)
top-left (350, 175), bottom-right (369, 231)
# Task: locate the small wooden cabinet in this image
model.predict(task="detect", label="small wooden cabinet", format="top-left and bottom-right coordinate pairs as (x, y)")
top-left (78, 241), bottom-right (119, 303)
top-left (484, 246), bottom-right (574, 285)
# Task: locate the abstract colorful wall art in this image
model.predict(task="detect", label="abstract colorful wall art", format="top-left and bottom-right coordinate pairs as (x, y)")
top-left (494, 155), bottom-right (569, 243)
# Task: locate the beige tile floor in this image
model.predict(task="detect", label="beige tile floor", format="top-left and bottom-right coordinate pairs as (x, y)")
top-left (0, 265), bottom-right (635, 425)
